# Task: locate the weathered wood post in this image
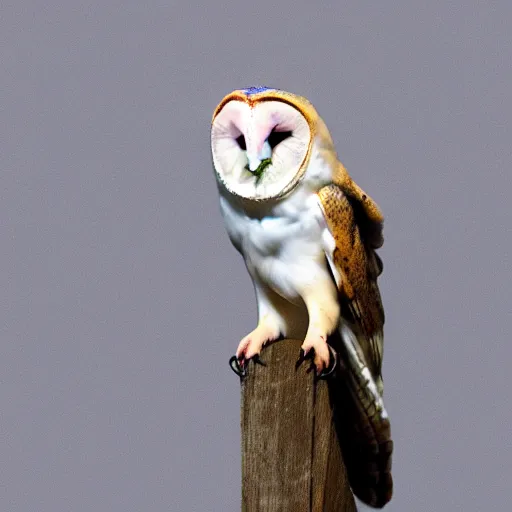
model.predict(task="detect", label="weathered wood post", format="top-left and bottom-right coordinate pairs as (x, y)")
top-left (237, 338), bottom-right (357, 512)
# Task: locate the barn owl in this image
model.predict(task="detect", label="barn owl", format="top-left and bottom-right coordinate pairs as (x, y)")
top-left (210, 86), bottom-right (393, 508)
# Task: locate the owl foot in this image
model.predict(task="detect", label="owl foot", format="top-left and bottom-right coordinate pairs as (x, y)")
top-left (235, 324), bottom-right (279, 362)
top-left (229, 324), bottom-right (279, 376)
top-left (300, 333), bottom-right (331, 374)
top-left (295, 343), bottom-right (337, 379)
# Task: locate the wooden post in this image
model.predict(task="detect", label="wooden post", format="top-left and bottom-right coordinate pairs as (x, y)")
top-left (239, 338), bottom-right (357, 512)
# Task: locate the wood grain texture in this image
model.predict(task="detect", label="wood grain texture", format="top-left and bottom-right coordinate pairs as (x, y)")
top-left (240, 338), bottom-right (356, 512)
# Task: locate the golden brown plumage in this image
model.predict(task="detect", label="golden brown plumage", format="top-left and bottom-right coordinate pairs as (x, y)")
top-left (318, 167), bottom-right (385, 389)
top-left (318, 170), bottom-right (392, 508)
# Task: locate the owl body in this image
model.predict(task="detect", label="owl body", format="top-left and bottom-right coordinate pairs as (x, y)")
top-left (217, 149), bottom-right (339, 337)
top-left (211, 87), bottom-right (393, 508)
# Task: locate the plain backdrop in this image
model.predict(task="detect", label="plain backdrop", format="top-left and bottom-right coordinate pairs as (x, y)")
top-left (1, 1), bottom-right (511, 511)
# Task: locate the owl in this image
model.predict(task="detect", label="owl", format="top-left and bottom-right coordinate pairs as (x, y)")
top-left (210, 86), bottom-right (393, 508)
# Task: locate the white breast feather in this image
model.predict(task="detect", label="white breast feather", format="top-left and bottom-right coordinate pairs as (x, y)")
top-left (218, 138), bottom-right (337, 334)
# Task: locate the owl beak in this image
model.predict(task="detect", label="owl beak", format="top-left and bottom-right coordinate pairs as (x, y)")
top-left (247, 154), bottom-right (263, 172)
top-left (246, 140), bottom-right (272, 173)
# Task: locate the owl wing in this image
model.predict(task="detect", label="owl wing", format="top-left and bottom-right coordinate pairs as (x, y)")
top-left (317, 169), bottom-right (393, 508)
top-left (317, 176), bottom-right (385, 384)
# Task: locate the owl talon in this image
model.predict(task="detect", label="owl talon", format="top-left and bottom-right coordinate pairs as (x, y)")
top-left (229, 353), bottom-right (266, 378)
top-left (296, 345), bottom-right (336, 378)
top-left (317, 345), bottom-right (337, 379)
top-left (295, 348), bottom-right (315, 371)
top-left (252, 354), bottom-right (267, 367)
top-left (229, 355), bottom-right (247, 377)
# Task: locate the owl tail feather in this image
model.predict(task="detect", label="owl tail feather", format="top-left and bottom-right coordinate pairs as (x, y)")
top-left (327, 324), bottom-right (394, 508)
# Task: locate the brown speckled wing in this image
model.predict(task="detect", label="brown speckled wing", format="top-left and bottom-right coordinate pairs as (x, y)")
top-left (317, 183), bottom-right (385, 381)
top-left (331, 162), bottom-right (385, 245)
top-left (317, 181), bottom-right (393, 508)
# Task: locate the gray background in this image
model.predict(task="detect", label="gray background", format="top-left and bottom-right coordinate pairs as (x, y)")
top-left (1, 1), bottom-right (511, 511)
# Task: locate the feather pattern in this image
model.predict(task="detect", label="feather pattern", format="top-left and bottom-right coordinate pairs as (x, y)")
top-left (317, 181), bottom-right (385, 385)
top-left (317, 180), bottom-right (393, 508)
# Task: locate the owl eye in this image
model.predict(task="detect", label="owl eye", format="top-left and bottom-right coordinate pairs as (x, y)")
top-left (235, 134), bottom-right (247, 150)
top-left (267, 129), bottom-right (293, 149)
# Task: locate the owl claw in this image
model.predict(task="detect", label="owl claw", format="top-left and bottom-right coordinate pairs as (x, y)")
top-left (300, 332), bottom-right (331, 374)
top-left (295, 348), bottom-right (313, 370)
top-left (251, 354), bottom-right (267, 367)
top-left (229, 355), bottom-right (246, 377)
top-left (317, 345), bottom-right (337, 379)
top-left (229, 353), bottom-right (266, 378)
top-left (296, 344), bottom-right (337, 378)
top-left (295, 348), bottom-right (318, 375)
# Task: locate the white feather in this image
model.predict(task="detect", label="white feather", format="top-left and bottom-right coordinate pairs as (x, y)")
top-left (218, 136), bottom-right (335, 336)
top-left (340, 323), bottom-right (389, 419)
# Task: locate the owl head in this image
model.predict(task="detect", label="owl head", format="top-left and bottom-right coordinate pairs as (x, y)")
top-left (210, 87), bottom-right (336, 201)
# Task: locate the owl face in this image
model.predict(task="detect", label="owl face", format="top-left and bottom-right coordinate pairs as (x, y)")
top-left (211, 87), bottom-right (320, 201)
